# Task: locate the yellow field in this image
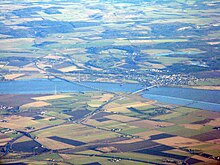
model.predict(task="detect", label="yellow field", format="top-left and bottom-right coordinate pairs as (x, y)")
top-left (4, 73), bottom-right (24, 80)
top-left (34, 124), bottom-right (78, 137)
top-left (87, 100), bottom-right (103, 108)
top-left (105, 106), bottom-right (130, 113)
top-left (34, 124), bottom-right (104, 140)
top-left (0, 137), bottom-right (11, 146)
top-left (105, 114), bottom-right (139, 123)
top-left (0, 116), bottom-right (38, 130)
top-left (126, 101), bottom-right (156, 108)
top-left (83, 119), bottom-right (101, 126)
top-left (206, 118), bottom-right (220, 126)
top-left (35, 123), bottom-right (117, 143)
top-left (20, 63), bottom-right (40, 72)
top-left (36, 137), bottom-right (75, 150)
top-left (32, 94), bottom-right (72, 101)
top-left (134, 130), bottom-right (163, 139)
top-left (105, 101), bottom-right (155, 113)
top-left (20, 101), bottom-right (51, 109)
top-left (15, 136), bottom-right (31, 143)
top-left (154, 136), bottom-right (202, 147)
top-left (98, 94), bottom-right (114, 102)
top-left (20, 67), bottom-right (39, 72)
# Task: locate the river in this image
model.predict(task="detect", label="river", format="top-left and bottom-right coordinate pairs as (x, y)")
top-left (0, 78), bottom-right (219, 112)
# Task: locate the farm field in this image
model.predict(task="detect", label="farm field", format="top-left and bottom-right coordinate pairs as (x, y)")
top-left (0, 91), bottom-right (220, 164)
top-left (0, 0), bottom-right (219, 87)
top-left (0, 0), bottom-right (220, 164)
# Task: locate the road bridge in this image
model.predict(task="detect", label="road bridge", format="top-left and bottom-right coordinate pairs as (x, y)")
top-left (131, 85), bottom-right (157, 95)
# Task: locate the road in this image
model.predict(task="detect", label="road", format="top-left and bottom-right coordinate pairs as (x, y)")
top-left (131, 85), bottom-right (157, 94)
